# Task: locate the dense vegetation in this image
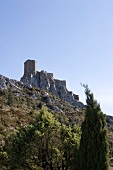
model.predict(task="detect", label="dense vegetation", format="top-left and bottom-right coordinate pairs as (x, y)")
top-left (0, 86), bottom-right (113, 169)
top-left (1, 107), bottom-right (81, 170)
top-left (78, 85), bottom-right (109, 170)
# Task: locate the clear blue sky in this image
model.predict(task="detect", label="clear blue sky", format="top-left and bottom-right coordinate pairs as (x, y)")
top-left (0, 0), bottom-right (113, 116)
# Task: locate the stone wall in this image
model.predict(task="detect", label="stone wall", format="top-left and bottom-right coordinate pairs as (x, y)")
top-left (24, 60), bottom-right (37, 75)
top-left (55, 79), bottom-right (66, 87)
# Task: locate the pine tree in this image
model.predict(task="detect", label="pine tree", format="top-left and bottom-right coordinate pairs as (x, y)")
top-left (78, 85), bottom-right (109, 170)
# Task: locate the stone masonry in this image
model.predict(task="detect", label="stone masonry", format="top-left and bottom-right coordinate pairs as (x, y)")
top-left (24, 60), bottom-right (37, 75)
top-left (21, 59), bottom-right (84, 108)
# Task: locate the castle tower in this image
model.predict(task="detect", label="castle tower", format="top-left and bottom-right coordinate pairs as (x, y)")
top-left (24, 59), bottom-right (37, 75)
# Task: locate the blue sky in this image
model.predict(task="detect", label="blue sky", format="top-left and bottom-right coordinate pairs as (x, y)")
top-left (0, 0), bottom-right (113, 115)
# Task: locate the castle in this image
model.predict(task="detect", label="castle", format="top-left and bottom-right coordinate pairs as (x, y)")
top-left (21, 59), bottom-right (84, 108)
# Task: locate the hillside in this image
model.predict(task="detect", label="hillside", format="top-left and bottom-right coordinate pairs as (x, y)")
top-left (0, 74), bottom-right (84, 141)
top-left (0, 74), bottom-right (113, 169)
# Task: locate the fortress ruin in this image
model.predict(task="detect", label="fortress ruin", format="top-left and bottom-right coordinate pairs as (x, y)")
top-left (21, 59), bottom-right (83, 108)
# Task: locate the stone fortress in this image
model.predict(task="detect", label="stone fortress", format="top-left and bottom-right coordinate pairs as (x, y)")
top-left (21, 59), bottom-right (84, 108)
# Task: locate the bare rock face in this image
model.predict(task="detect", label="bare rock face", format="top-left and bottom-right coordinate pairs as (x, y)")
top-left (0, 75), bottom-right (8, 89)
top-left (21, 60), bottom-right (84, 108)
top-left (0, 74), bottom-right (23, 90)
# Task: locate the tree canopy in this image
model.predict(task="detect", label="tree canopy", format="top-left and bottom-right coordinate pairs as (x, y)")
top-left (2, 107), bottom-right (80, 170)
top-left (78, 85), bottom-right (110, 170)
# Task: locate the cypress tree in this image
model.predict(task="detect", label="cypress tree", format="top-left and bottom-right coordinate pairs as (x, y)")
top-left (78, 85), bottom-right (109, 170)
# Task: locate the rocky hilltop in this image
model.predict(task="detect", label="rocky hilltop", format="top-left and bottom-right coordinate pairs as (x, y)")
top-left (21, 59), bottom-right (84, 108)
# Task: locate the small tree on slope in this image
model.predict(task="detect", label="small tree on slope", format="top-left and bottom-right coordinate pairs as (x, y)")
top-left (78, 85), bottom-right (109, 170)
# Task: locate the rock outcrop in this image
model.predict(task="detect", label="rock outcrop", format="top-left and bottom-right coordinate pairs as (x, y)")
top-left (21, 59), bottom-right (84, 108)
top-left (0, 74), bottom-right (23, 90)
